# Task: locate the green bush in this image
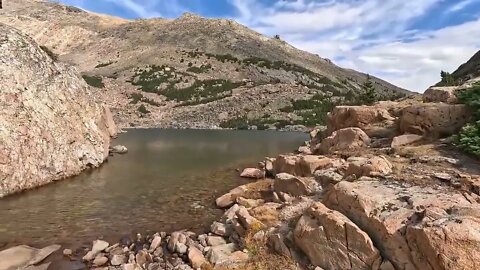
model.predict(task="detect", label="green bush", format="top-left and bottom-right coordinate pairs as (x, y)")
top-left (138, 104), bottom-right (150, 114)
top-left (82, 75), bottom-right (105, 88)
top-left (455, 84), bottom-right (480, 156)
top-left (131, 65), bottom-right (175, 93)
top-left (130, 93), bottom-right (143, 104)
top-left (161, 79), bottom-right (242, 102)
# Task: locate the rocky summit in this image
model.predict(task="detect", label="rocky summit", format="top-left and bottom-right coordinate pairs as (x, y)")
top-left (0, 0), bottom-right (410, 129)
top-left (0, 23), bottom-right (117, 197)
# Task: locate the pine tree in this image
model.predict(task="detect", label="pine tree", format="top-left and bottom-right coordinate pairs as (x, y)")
top-left (361, 74), bottom-right (376, 105)
top-left (440, 70), bottom-right (455, 86)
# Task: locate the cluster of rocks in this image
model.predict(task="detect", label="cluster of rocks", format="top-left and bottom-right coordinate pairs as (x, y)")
top-left (78, 209), bottom-right (254, 269)
top-left (220, 83), bottom-right (480, 270)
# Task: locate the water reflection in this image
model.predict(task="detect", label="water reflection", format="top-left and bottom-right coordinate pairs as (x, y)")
top-left (0, 129), bottom-right (306, 248)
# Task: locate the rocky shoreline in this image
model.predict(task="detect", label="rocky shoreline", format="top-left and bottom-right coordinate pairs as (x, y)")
top-left (3, 83), bottom-right (480, 270)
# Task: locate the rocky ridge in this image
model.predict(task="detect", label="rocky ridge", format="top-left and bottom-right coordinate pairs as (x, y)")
top-left (0, 23), bottom-right (117, 197)
top-left (0, 0), bottom-right (410, 129)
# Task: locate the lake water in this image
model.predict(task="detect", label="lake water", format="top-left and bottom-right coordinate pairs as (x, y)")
top-left (0, 129), bottom-right (307, 250)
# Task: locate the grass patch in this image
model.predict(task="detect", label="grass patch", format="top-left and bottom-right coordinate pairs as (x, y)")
top-left (137, 104), bottom-right (150, 114)
top-left (130, 93), bottom-right (161, 106)
top-left (187, 64), bottom-right (212, 74)
top-left (82, 75), bottom-right (105, 88)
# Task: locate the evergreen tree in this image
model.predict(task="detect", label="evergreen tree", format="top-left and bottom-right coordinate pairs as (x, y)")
top-left (440, 70), bottom-right (455, 86)
top-left (361, 74), bottom-right (377, 105)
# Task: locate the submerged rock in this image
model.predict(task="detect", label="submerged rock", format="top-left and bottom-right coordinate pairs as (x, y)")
top-left (110, 145), bottom-right (128, 154)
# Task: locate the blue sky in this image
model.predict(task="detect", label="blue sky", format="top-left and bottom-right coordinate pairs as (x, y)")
top-left (55, 0), bottom-right (480, 92)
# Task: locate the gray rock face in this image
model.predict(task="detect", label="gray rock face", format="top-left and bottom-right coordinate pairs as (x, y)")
top-left (0, 23), bottom-right (117, 197)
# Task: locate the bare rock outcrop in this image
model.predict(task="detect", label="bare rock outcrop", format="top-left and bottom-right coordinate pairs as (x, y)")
top-left (324, 180), bottom-right (480, 270)
top-left (400, 103), bottom-right (469, 137)
top-left (327, 106), bottom-right (398, 138)
top-left (0, 24), bottom-right (116, 197)
top-left (317, 128), bottom-right (371, 154)
top-left (294, 202), bottom-right (381, 270)
top-left (423, 86), bottom-right (460, 104)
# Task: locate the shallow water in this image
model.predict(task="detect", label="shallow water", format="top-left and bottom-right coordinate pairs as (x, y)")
top-left (0, 129), bottom-right (307, 249)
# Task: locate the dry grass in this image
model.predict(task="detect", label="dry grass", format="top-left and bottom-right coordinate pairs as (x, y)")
top-left (250, 205), bottom-right (280, 227)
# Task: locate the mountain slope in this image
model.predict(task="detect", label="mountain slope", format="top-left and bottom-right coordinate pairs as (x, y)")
top-left (452, 50), bottom-right (480, 83)
top-left (0, 0), bottom-right (411, 129)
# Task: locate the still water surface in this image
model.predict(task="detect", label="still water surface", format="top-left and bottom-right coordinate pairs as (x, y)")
top-left (0, 129), bottom-right (307, 249)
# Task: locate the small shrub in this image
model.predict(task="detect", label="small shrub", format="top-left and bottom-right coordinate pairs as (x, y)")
top-left (82, 75), bottom-right (105, 88)
top-left (130, 93), bottom-right (143, 104)
top-left (137, 104), bottom-right (150, 114)
top-left (455, 83), bottom-right (480, 156)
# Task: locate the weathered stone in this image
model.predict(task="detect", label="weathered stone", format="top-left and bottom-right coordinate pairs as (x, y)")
top-left (188, 246), bottom-right (207, 269)
top-left (215, 186), bottom-right (248, 208)
top-left (391, 134), bottom-right (423, 148)
top-left (211, 221), bottom-right (228, 236)
top-left (423, 86), bottom-right (460, 104)
top-left (400, 103), bottom-right (470, 137)
top-left (93, 256), bottom-right (108, 266)
top-left (236, 206), bottom-right (264, 230)
top-left (206, 243), bottom-right (236, 265)
top-left (62, 249), bottom-right (72, 256)
top-left (324, 180), bottom-right (480, 270)
top-left (314, 169), bottom-right (344, 189)
top-left (176, 243), bottom-right (188, 254)
top-left (240, 168), bottom-right (265, 179)
top-left (274, 173), bottom-right (320, 197)
top-left (268, 233), bottom-right (291, 257)
top-left (345, 156), bottom-right (393, 178)
top-left (318, 128), bottom-right (370, 154)
top-left (168, 232), bottom-right (181, 252)
top-left (294, 202), bottom-right (380, 270)
top-left (0, 245), bottom-right (60, 269)
top-left (111, 254), bottom-right (126, 266)
top-left (327, 106), bottom-right (398, 137)
top-left (0, 24), bottom-right (116, 197)
top-left (273, 154), bottom-right (299, 175)
top-left (221, 204), bottom-right (240, 223)
top-left (296, 155), bottom-right (340, 177)
top-left (92, 240), bottom-right (109, 253)
top-left (110, 145), bottom-right (128, 154)
top-left (298, 145), bottom-right (313, 155)
top-left (150, 235), bottom-right (162, 251)
top-left (206, 236), bottom-right (227, 247)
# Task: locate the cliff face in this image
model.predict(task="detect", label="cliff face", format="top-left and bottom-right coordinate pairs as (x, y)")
top-left (0, 23), bottom-right (117, 197)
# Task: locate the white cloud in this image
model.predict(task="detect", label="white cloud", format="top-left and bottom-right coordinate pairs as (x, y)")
top-left (447, 0), bottom-right (475, 12)
top-left (229, 0), bottom-right (480, 92)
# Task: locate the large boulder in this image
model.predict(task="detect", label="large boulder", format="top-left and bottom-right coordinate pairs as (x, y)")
top-left (324, 181), bottom-right (480, 270)
top-left (423, 86), bottom-right (459, 104)
top-left (327, 106), bottom-right (398, 137)
top-left (273, 154), bottom-right (299, 175)
top-left (317, 128), bottom-right (370, 155)
top-left (0, 24), bottom-right (116, 197)
top-left (296, 155), bottom-right (344, 177)
top-left (345, 156), bottom-right (393, 178)
top-left (294, 202), bottom-right (381, 269)
top-left (274, 173), bottom-right (320, 197)
top-left (400, 103), bottom-right (470, 137)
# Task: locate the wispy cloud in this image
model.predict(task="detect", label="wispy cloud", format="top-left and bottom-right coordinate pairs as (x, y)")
top-left (447, 0), bottom-right (475, 12)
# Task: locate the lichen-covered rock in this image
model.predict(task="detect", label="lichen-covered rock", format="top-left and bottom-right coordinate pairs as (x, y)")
top-left (400, 103), bottom-right (469, 137)
top-left (0, 24), bottom-right (116, 197)
top-left (294, 202), bottom-right (380, 270)
top-left (324, 181), bottom-right (480, 270)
